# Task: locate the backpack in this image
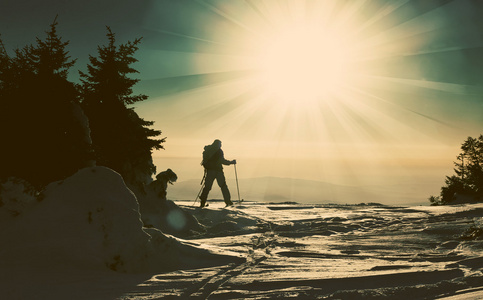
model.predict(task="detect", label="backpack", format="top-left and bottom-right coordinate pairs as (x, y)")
top-left (201, 144), bottom-right (218, 168)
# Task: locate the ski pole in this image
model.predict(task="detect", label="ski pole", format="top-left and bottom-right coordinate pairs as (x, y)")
top-left (193, 170), bottom-right (206, 206)
top-left (234, 163), bottom-right (241, 205)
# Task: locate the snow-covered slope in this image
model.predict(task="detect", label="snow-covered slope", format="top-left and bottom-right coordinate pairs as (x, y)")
top-left (0, 167), bottom-right (242, 274)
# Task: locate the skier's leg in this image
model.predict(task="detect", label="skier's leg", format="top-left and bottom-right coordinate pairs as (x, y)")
top-left (216, 171), bottom-right (232, 206)
top-left (200, 170), bottom-right (215, 207)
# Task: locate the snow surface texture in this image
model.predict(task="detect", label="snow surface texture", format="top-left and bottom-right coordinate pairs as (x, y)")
top-left (0, 167), bottom-right (242, 299)
top-left (1, 168), bottom-right (483, 299)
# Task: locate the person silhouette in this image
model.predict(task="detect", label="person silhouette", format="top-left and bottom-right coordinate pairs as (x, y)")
top-left (199, 139), bottom-right (236, 207)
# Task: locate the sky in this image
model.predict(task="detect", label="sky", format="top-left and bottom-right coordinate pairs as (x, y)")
top-left (1, 0), bottom-right (483, 203)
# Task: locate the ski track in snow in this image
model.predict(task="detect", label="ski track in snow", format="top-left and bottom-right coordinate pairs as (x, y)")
top-left (119, 202), bottom-right (483, 299)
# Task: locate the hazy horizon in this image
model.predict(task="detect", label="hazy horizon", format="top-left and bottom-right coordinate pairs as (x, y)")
top-left (153, 150), bottom-right (455, 205)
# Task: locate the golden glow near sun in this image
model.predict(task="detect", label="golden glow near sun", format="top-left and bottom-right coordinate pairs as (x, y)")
top-left (138, 0), bottom-right (482, 195)
top-left (257, 24), bottom-right (357, 102)
top-left (139, 0), bottom-right (481, 150)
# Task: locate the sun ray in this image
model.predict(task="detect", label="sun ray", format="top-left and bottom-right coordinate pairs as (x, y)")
top-left (343, 83), bottom-right (462, 140)
top-left (357, 0), bottom-right (455, 39)
top-left (244, 0), bottom-right (278, 27)
top-left (152, 28), bottom-right (227, 46)
top-left (136, 70), bottom-right (256, 99)
top-left (193, 0), bottom-right (263, 37)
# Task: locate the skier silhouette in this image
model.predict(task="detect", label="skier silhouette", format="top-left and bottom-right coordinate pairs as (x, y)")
top-left (199, 139), bottom-right (236, 207)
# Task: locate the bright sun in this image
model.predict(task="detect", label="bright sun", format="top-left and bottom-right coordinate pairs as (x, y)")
top-left (257, 25), bottom-right (357, 103)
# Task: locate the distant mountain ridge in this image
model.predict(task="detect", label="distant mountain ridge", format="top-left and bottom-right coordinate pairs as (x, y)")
top-left (166, 176), bottom-right (427, 206)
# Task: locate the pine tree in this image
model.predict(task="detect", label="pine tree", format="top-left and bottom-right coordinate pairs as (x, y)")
top-left (32, 17), bottom-right (76, 79)
top-left (0, 19), bottom-right (92, 188)
top-left (80, 27), bottom-right (165, 189)
top-left (460, 135), bottom-right (483, 192)
top-left (0, 37), bottom-right (11, 92)
top-left (432, 135), bottom-right (483, 204)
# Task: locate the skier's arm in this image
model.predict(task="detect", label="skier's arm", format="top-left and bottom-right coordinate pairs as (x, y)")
top-left (220, 150), bottom-right (236, 165)
top-left (221, 158), bottom-right (236, 165)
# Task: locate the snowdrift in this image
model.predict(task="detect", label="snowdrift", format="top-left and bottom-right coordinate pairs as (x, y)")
top-left (0, 167), bottom-right (243, 273)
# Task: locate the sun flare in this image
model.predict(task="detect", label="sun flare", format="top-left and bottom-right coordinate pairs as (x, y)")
top-left (256, 24), bottom-right (359, 103)
top-left (139, 0), bottom-right (479, 156)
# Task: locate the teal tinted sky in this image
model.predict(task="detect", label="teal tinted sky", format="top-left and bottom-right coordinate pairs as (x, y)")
top-left (1, 0), bottom-right (482, 203)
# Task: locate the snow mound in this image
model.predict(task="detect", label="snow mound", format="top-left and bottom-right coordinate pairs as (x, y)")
top-left (0, 177), bottom-right (37, 221)
top-left (0, 167), bottom-right (243, 273)
top-left (138, 194), bottom-right (204, 237)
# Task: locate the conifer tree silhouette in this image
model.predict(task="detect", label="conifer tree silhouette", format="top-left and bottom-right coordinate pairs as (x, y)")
top-left (0, 19), bottom-right (92, 188)
top-left (431, 135), bottom-right (483, 204)
top-left (80, 27), bottom-right (165, 190)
